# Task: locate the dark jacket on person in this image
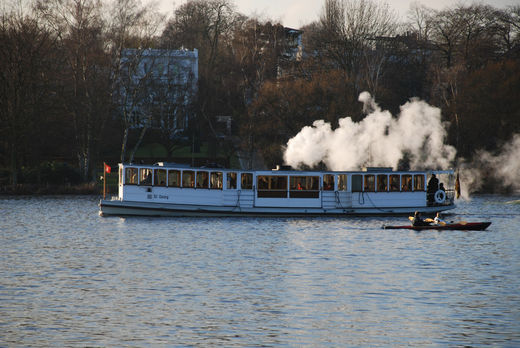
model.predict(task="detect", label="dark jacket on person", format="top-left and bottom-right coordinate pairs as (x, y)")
top-left (412, 216), bottom-right (430, 227)
top-left (427, 176), bottom-right (439, 193)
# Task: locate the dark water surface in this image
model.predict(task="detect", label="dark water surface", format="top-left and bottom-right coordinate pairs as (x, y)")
top-left (1, 195), bottom-right (519, 346)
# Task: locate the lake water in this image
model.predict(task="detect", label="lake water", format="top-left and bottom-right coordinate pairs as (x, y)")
top-left (1, 195), bottom-right (519, 346)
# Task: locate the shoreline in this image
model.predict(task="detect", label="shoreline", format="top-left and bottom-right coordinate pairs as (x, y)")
top-left (0, 183), bottom-right (116, 196)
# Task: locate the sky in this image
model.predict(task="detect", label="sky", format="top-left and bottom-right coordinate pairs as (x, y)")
top-left (157, 0), bottom-right (519, 29)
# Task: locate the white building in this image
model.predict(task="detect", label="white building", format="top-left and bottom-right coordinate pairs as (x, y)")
top-left (118, 48), bottom-right (198, 133)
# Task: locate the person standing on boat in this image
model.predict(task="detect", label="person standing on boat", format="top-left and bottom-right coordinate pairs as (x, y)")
top-left (427, 174), bottom-right (439, 204)
top-left (412, 211), bottom-right (430, 226)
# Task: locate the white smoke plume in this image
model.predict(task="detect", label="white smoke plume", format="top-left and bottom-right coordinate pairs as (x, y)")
top-left (458, 134), bottom-right (520, 197)
top-left (284, 92), bottom-right (457, 171)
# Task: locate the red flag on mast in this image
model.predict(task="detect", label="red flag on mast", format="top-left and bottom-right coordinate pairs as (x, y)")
top-left (103, 162), bottom-right (111, 199)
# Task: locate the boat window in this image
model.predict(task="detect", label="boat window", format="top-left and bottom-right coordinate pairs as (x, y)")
top-left (323, 174), bottom-right (334, 190)
top-left (210, 172), bottom-right (223, 189)
top-left (352, 175), bottom-right (362, 192)
top-left (154, 169), bottom-right (167, 187)
top-left (196, 171), bottom-right (209, 188)
top-left (390, 175), bottom-right (400, 191)
top-left (182, 170), bottom-right (194, 188)
top-left (414, 174), bottom-right (425, 191)
top-left (257, 176), bottom-right (268, 190)
top-left (364, 175), bottom-right (375, 192)
top-left (227, 172), bottom-right (237, 189)
top-left (241, 173), bottom-right (253, 190)
top-left (401, 174), bottom-right (412, 191)
top-left (377, 175), bottom-right (388, 192)
top-left (139, 168), bottom-right (153, 185)
top-left (125, 167), bottom-right (138, 185)
top-left (168, 170), bottom-right (180, 187)
top-left (289, 176), bottom-right (319, 198)
top-left (257, 175), bottom-right (287, 198)
top-left (289, 176), bottom-right (319, 190)
top-left (119, 166), bottom-right (123, 186)
top-left (337, 174), bottom-right (348, 191)
top-left (273, 176), bottom-right (287, 190)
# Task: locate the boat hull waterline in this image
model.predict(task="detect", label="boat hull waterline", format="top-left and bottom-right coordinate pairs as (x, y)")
top-left (382, 222), bottom-right (491, 231)
top-left (100, 199), bottom-right (453, 217)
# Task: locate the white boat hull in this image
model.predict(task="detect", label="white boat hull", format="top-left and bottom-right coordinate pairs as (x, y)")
top-left (99, 199), bottom-right (455, 217)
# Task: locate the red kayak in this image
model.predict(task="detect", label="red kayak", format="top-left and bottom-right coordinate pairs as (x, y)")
top-left (383, 221), bottom-right (491, 231)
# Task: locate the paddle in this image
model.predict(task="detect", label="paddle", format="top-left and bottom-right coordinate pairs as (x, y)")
top-left (425, 217), bottom-right (446, 226)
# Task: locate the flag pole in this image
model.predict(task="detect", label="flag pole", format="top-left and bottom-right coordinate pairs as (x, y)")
top-left (103, 162), bottom-right (106, 199)
top-left (455, 170), bottom-right (461, 199)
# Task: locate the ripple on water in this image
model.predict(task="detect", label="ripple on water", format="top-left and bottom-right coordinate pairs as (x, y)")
top-left (0, 194), bottom-right (519, 346)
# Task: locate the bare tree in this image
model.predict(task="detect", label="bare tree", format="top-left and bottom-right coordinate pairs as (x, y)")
top-left (161, 0), bottom-right (238, 164)
top-left (407, 2), bottom-right (434, 42)
top-left (114, 49), bottom-right (157, 164)
top-left (232, 19), bottom-right (286, 105)
top-left (231, 19), bottom-right (293, 168)
top-left (316, 0), bottom-right (399, 96)
top-left (35, 0), bottom-right (110, 181)
top-left (488, 6), bottom-right (520, 56)
top-left (455, 5), bottom-right (501, 69)
top-left (106, 0), bottom-right (165, 163)
top-left (0, 8), bottom-right (58, 186)
top-left (161, 0), bottom-right (236, 75)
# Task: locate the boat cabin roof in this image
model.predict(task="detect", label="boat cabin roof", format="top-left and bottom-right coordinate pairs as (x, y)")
top-left (119, 163), bottom-right (453, 176)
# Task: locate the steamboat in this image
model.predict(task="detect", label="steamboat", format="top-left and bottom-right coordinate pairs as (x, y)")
top-left (99, 162), bottom-right (456, 217)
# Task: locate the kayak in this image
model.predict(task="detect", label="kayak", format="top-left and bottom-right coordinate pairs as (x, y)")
top-left (383, 221), bottom-right (491, 231)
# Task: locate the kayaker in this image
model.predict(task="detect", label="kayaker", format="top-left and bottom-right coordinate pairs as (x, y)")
top-left (433, 212), bottom-right (446, 226)
top-left (411, 211), bottom-right (430, 226)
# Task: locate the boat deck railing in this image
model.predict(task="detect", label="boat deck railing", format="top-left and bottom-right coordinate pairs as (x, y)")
top-left (427, 189), bottom-right (455, 206)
